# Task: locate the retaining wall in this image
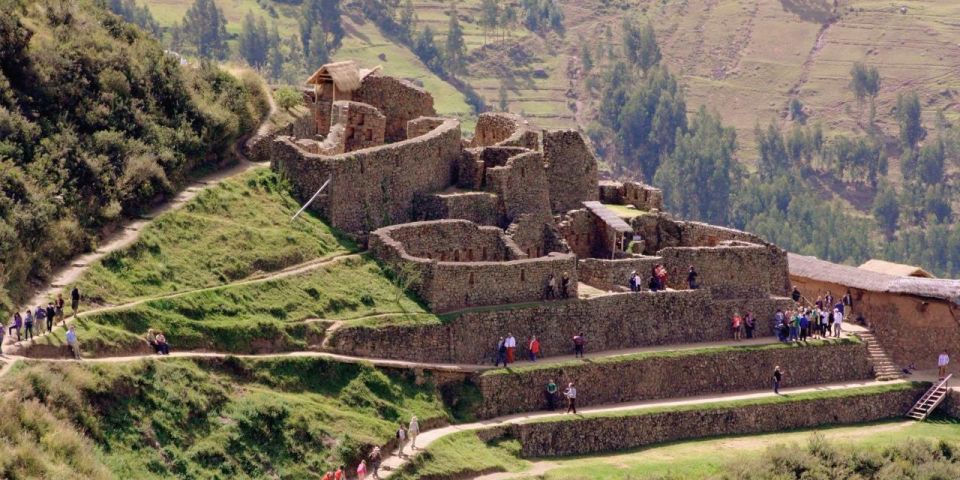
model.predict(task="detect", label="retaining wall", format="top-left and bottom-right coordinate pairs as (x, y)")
top-left (475, 340), bottom-right (873, 418)
top-left (578, 257), bottom-right (660, 291)
top-left (326, 289), bottom-right (795, 363)
top-left (511, 384), bottom-right (925, 457)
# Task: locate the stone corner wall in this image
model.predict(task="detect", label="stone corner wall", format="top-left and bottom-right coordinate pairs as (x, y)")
top-left (354, 74), bottom-right (437, 143)
top-left (471, 112), bottom-right (523, 147)
top-left (542, 130), bottom-right (599, 214)
top-left (407, 116), bottom-right (448, 140)
top-left (330, 100), bottom-right (386, 153)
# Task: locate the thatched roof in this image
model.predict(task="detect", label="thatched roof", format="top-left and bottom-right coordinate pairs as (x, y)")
top-left (306, 61), bottom-right (382, 92)
top-left (789, 253), bottom-right (960, 305)
top-left (859, 259), bottom-right (934, 278)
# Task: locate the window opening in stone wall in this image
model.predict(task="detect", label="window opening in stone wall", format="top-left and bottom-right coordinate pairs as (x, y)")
top-left (454, 250), bottom-right (460, 261)
top-left (482, 247), bottom-right (488, 260)
top-left (440, 252), bottom-right (447, 261)
top-left (520, 269), bottom-right (525, 281)
top-left (469, 272), bottom-right (475, 285)
top-left (467, 249), bottom-right (474, 261)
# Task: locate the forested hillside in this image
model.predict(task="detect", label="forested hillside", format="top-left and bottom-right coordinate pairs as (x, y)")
top-left (0, 0), bottom-right (269, 314)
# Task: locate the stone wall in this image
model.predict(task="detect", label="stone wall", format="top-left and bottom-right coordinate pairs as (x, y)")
top-left (476, 340), bottom-right (873, 418)
top-left (329, 100), bottom-right (386, 153)
top-left (542, 130), bottom-right (599, 214)
top-left (326, 289), bottom-right (795, 363)
top-left (597, 181), bottom-right (663, 211)
top-left (510, 384), bottom-right (925, 457)
top-left (578, 257), bottom-right (660, 290)
top-left (353, 74), bottom-right (436, 142)
top-left (413, 191), bottom-right (503, 226)
top-left (369, 220), bottom-right (579, 312)
top-left (271, 118), bottom-right (462, 239)
top-left (659, 242), bottom-right (782, 299)
top-left (485, 151), bottom-right (552, 223)
top-left (458, 147), bottom-right (531, 191)
top-left (790, 274), bottom-right (960, 370)
top-left (470, 112), bottom-right (522, 147)
top-left (407, 116), bottom-right (447, 140)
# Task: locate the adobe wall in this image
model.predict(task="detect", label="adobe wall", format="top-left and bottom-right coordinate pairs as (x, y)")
top-left (578, 257), bottom-right (660, 290)
top-left (475, 340), bottom-right (873, 418)
top-left (413, 191), bottom-right (503, 226)
top-left (542, 130), bottom-right (599, 214)
top-left (470, 112), bottom-right (522, 147)
top-left (353, 74), bottom-right (437, 142)
top-left (659, 242), bottom-right (782, 299)
top-left (510, 384), bottom-right (925, 457)
top-left (790, 274), bottom-right (960, 370)
top-left (271, 118), bottom-right (462, 238)
top-left (325, 289), bottom-right (795, 363)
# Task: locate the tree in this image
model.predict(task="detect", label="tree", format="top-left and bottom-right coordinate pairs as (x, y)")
top-left (622, 18), bottom-right (660, 72)
top-left (498, 82), bottom-right (509, 111)
top-left (182, 0), bottom-right (229, 59)
top-left (444, 5), bottom-right (466, 73)
top-left (413, 26), bottom-right (441, 71)
top-left (398, 0), bottom-right (418, 42)
top-left (873, 183), bottom-right (900, 237)
top-left (479, 0), bottom-right (499, 43)
top-left (896, 91), bottom-right (925, 148)
top-left (756, 121), bottom-right (788, 178)
top-left (274, 86), bottom-right (303, 112)
top-left (654, 106), bottom-right (737, 224)
top-left (306, 26), bottom-right (329, 68)
top-left (239, 13), bottom-right (270, 69)
top-left (580, 40), bottom-right (593, 72)
top-left (917, 139), bottom-right (945, 185)
top-left (616, 65), bottom-right (686, 180)
top-left (500, 4), bottom-right (518, 40)
top-left (849, 62), bottom-right (881, 121)
top-left (300, 0), bottom-right (344, 56)
top-left (788, 98), bottom-right (805, 122)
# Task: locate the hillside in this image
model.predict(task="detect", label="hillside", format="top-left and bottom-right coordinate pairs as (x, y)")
top-left (0, 0), bottom-right (269, 317)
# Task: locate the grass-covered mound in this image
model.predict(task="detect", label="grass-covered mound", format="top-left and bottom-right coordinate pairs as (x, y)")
top-left (0, 0), bottom-right (270, 315)
top-left (73, 168), bottom-right (354, 305)
top-left (0, 356), bottom-right (456, 479)
top-left (42, 255), bottom-right (435, 355)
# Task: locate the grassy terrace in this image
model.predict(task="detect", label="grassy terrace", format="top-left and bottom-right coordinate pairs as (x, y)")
top-left (73, 169), bottom-right (354, 305)
top-left (600, 203), bottom-right (646, 220)
top-left (44, 255), bottom-right (437, 355)
top-left (399, 382), bottom-right (934, 479)
top-left (480, 337), bottom-right (862, 377)
top-left (0, 356), bottom-right (454, 479)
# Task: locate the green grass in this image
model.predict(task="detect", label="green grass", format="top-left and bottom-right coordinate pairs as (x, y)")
top-left (0, 356), bottom-right (455, 479)
top-left (72, 168), bottom-right (354, 306)
top-left (396, 430), bottom-right (528, 480)
top-left (600, 203), bottom-right (646, 219)
top-left (528, 381), bottom-right (923, 424)
top-left (45, 255), bottom-right (434, 355)
top-left (482, 337), bottom-right (861, 376)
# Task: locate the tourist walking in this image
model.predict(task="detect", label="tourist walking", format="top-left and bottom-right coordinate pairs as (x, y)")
top-left (45, 302), bottom-right (55, 333)
top-left (629, 270), bottom-right (639, 292)
top-left (155, 331), bottom-right (170, 355)
top-left (23, 308), bottom-right (34, 341)
top-left (70, 286), bottom-right (81, 317)
top-left (9, 311), bottom-right (21, 341)
top-left (773, 366), bottom-right (783, 394)
top-left (732, 313), bottom-right (743, 340)
top-left (395, 423), bottom-right (407, 458)
top-left (34, 305), bottom-right (46, 335)
top-left (939, 351), bottom-right (950, 379)
top-left (572, 332), bottom-right (585, 358)
top-left (564, 382), bottom-right (577, 414)
top-left (369, 446), bottom-right (382, 479)
top-left (744, 312), bottom-right (755, 339)
top-left (504, 334), bottom-right (517, 363)
top-left (687, 265), bottom-right (699, 289)
top-left (494, 337), bottom-right (507, 367)
top-left (55, 294), bottom-right (65, 325)
top-left (408, 416), bottom-right (420, 450)
top-left (833, 308), bottom-right (843, 337)
top-left (357, 460), bottom-right (368, 480)
top-left (528, 336), bottom-right (540, 361)
top-left (66, 325), bottom-right (80, 359)
top-left (545, 379), bottom-right (558, 410)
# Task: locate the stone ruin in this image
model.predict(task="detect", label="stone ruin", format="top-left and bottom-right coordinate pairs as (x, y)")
top-left (258, 61), bottom-right (791, 313)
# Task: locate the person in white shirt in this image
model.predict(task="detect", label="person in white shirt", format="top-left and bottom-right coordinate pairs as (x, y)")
top-left (504, 334), bottom-right (517, 363)
top-left (408, 416), bottom-right (420, 449)
top-left (939, 351), bottom-right (950, 379)
top-left (564, 382), bottom-right (577, 414)
top-left (833, 308), bottom-right (843, 338)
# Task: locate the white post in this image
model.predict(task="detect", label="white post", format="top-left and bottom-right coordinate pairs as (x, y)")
top-left (291, 176), bottom-right (332, 221)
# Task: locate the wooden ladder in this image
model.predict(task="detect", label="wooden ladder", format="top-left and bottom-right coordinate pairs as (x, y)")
top-left (906, 374), bottom-right (952, 421)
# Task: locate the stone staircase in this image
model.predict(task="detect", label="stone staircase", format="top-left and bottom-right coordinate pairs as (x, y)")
top-left (907, 374), bottom-right (951, 421)
top-left (856, 330), bottom-right (903, 381)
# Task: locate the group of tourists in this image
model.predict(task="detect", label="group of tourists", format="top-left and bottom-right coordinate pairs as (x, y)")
top-left (629, 265), bottom-right (699, 293)
top-left (5, 287), bottom-right (82, 358)
top-left (145, 329), bottom-right (172, 355)
top-left (730, 312), bottom-right (757, 340)
top-left (492, 333), bottom-right (586, 366)
top-left (774, 288), bottom-right (853, 342)
top-left (544, 272), bottom-right (572, 300)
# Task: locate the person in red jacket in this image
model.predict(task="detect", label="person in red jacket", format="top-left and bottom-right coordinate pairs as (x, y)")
top-left (528, 336), bottom-right (541, 361)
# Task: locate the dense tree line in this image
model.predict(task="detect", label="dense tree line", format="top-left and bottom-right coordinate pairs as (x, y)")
top-left (0, 0), bottom-right (268, 314)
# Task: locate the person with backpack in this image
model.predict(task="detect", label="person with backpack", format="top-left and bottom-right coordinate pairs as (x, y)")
top-left (395, 423), bottom-right (407, 458)
top-left (572, 333), bottom-right (585, 358)
top-left (9, 311), bottom-right (21, 341)
top-left (70, 287), bottom-right (81, 317)
top-left (369, 446), bottom-right (382, 479)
